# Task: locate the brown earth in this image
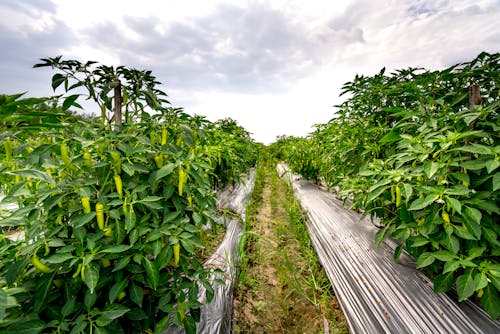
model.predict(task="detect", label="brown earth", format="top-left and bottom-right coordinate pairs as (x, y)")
top-left (233, 166), bottom-right (348, 334)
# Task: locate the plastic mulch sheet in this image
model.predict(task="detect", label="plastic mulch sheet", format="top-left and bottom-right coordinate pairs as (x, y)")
top-left (277, 163), bottom-right (500, 334)
top-left (165, 169), bottom-right (255, 334)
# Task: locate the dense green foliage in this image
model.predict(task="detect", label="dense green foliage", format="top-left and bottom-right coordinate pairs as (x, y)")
top-left (272, 52), bottom-right (500, 319)
top-left (0, 59), bottom-right (257, 333)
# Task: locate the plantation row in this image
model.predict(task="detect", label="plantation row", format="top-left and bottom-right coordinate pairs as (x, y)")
top-left (270, 52), bottom-right (500, 319)
top-left (0, 58), bottom-right (259, 333)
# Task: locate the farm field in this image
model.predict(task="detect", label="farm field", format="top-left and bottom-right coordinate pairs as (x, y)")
top-left (1, 52), bottom-right (499, 333)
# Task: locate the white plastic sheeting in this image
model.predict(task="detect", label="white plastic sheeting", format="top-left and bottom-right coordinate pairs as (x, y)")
top-left (0, 195), bottom-right (25, 242)
top-left (277, 163), bottom-right (500, 334)
top-left (166, 170), bottom-right (256, 334)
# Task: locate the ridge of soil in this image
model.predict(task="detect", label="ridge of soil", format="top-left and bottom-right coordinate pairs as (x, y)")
top-left (233, 165), bottom-right (348, 333)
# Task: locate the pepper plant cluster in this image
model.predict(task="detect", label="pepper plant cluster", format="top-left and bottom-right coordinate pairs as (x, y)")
top-left (0, 58), bottom-right (257, 333)
top-left (272, 52), bottom-right (499, 319)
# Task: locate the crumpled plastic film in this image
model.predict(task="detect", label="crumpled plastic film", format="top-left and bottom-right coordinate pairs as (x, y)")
top-left (277, 163), bottom-right (500, 334)
top-left (0, 194), bottom-right (18, 214)
top-left (165, 169), bottom-right (255, 334)
top-left (217, 170), bottom-right (256, 222)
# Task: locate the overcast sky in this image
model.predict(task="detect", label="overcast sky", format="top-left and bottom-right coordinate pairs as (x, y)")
top-left (1, 0), bottom-right (499, 143)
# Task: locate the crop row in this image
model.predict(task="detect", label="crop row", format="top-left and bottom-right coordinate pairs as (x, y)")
top-left (271, 52), bottom-right (500, 319)
top-left (0, 59), bottom-right (259, 333)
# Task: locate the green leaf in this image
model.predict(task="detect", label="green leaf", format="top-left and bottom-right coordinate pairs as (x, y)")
top-left (45, 253), bottom-right (75, 264)
top-left (402, 183), bottom-right (413, 201)
top-left (461, 159), bottom-right (486, 171)
top-left (456, 143), bottom-right (492, 155)
top-left (394, 243), bottom-right (404, 262)
top-left (126, 308), bottom-right (148, 321)
top-left (416, 252), bottom-right (435, 269)
top-left (71, 213), bottom-right (96, 229)
top-left (203, 280), bottom-right (215, 303)
top-left (99, 304), bottom-right (130, 320)
top-left (462, 206), bottom-right (482, 239)
top-left (130, 284), bottom-right (143, 307)
top-left (184, 315), bottom-right (197, 334)
top-left (468, 247), bottom-right (486, 259)
top-left (140, 200), bottom-right (163, 210)
top-left (468, 199), bottom-right (500, 215)
top-left (486, 159), bottom-right (500, 174)
top-left (453, 225), bottom-right (477, 240)
top-left (458, 259), bottom-right (478, 268)
top-left (483, 228), bottom-right (500, 248)
top-left (139, 196), bottom-right (163, 203)
top-left (374, 224), bottom-right (393, 246)
top-left (489, 275), bottom-right (500, 291)
top-left (434, 271), bottom-right (455, 293)
top-left (6, 169), bottom-right (54, 184)
top-left (112, 256), bottom-right (130, 272)
top-left (61, 298), bottom-right (75, 318)
top-left (122, 163), bottom-right (135, 176)
top-left (433, 250), bottom-right (456, 262)
top-left (94, 327), bottom-right (108, 334)
top-left (84, 262), bottom-right (99, 293)
top-left (62, 94), bottom-right (81, 111)
top-left (69, 317), bottom-right (87, 334)
top-left (474, 272), bottom-right (488, 291)
top-left (143, 257), bottom-right (159, 290)
top-left (456, 268), bottom-right (476, 301)
top-left (443, 260), bottom-right (460, 274)
top-left (493, 172), bottom-right (500, 192)
top-left (154, 316), bottom-right (171, 334)
top-left (5, 319), bottom-right (46, 334)
top-left (125, 211), bottom-right (136, 231)
top-left (0, 289), bottom-right (7, 321)
top-left (52, 73), bottom-right (66, 91)
top-left (101, 245), bottom-right (131, 253)
top-left (445, 197), bottom-right (462, 214)
top-left (411, 237), bottom-right (430, 247)
top-left (109, 279), bottom-right (129, 304)
top-left (481, 284), bottom-right (500, 320)
top-left (441, 233), bottom-right (460, 254)
top-left (150, 163), bottom-right (175, 183)
top-left (34, 272), bottom-right (55, 313)
top-left (366, 185), bottom-right (389, 204)
top-left (409, 194), bottom-right (439, 211)
top-left (423, 161), bottom-right (439, 179)
top-left (379, 130), bottom-right (400, 143)
top-left (444, 186), bottom-right (470, 196)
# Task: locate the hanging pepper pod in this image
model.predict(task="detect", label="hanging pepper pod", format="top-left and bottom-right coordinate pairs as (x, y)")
top-left (122, 196), bottom-right (128, 215)
top-left (110, 152), bottom-right (121, 174)
top-left (441, 211), bottom-right (451, 224)
top-left (81, 197), bottom-right (91, 214)
top-left (154, 154), bottom-right (163, 168)
top-left (96, 203), bottom-right (105, 230)
top-left (4, 140), bottom-right (12, 161)
top-left (114, 174), bottom-right (123, 199)
top-left (83, 151), bottom-right (92, 168)
top-left (395, 185), bottom-right (402, 207)
top-left (60, 143), bottom-right (71, 166)
top-left (32, 252), bottom-right (51, 273)
top-left (173, 243), bottom-right (180, 267)
top-left (178, 167), bottom-right (187, 196)
top-left (161, 127), bottom-right (167, 145)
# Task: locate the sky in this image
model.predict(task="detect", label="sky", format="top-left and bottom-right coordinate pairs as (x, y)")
top-left (0, 0), bottom-right (499, 144)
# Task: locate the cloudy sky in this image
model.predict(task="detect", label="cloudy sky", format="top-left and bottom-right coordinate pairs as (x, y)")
top-left (0, 0), bottom-right (499, 143)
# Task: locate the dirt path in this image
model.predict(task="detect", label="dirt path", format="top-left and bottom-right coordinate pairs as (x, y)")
top-left (233, 165), bottom-right (347, 333)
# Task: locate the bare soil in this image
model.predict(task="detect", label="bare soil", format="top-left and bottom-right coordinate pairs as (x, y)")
top-left (233, 166), bottom-right (348, 333)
